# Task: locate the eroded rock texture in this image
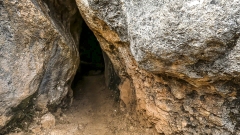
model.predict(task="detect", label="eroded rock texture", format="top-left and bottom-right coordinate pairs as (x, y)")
top-left (76, 0), bottom-right (240, 134)
top-left (0, 0), bottom-right (80, 132)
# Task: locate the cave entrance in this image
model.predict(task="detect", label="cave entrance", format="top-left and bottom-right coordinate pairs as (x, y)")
top-left (71, 21), bottom-right (105, 89)
top-left (78, 21), bottom-right (104, 77)
top-left (60, 18), bottom-right (149, 133)
top-left (71, 21), bottom-right (120, 100)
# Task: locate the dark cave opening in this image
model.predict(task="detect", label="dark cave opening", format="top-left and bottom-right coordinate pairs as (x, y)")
top-left (71, 20), bottom-right (121, 101)
top-left (71, 21), bottom-right (105, 89)
top-left (78, 21), bottom-right (105, 76)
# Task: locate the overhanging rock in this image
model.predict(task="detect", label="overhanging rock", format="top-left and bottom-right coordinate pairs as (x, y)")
top-left (76, 0), bottom-right (240, 134)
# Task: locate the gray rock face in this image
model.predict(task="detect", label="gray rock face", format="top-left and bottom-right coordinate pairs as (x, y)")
top-left (91, 0), bottom-right (240, 78)
top-left (127, 0), bottom-right (239, 68)
top-left (0, 0), bottom-right (80, 132)
top-left (1, 0), bottom-right (240, 134)
top-left (77, 0), bottom-right (240, 134)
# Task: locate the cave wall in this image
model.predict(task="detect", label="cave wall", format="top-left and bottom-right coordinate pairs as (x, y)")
top-left (0, 0), bottom-right (80, 132)
top-left (76, 0), bottom-right (240, 134)
top-left (1, 0), bottom-right (240, 134)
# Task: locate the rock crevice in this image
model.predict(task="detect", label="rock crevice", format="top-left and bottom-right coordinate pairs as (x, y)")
top-left (1, 0), bottom-right (240, 134)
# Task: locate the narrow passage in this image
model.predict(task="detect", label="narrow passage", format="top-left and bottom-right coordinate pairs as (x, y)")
top-left (47, 21), bottom-right (157, 135)
top-left (50, 74), bottom-right (156, 135)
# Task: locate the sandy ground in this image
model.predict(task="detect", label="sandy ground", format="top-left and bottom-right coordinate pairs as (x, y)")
top-left (9, 74), bottom-right (157, 135)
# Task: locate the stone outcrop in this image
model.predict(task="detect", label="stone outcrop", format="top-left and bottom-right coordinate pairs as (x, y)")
top-left (1, 0), bottom-right (240, 134)
top-left (0, 0), bottom-right (80, 132)
top-left (76, 0), bottom-right (240, 134)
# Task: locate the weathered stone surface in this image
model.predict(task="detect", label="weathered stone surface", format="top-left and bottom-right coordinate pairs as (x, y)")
top-left (0, 0), bottom-right (80, 132)
top-left (76, 0), bottom-right (240, 134)
top-left (1, 0), bottom-right (240, 134)
top-left (40, 113), bottom-right (55, 129)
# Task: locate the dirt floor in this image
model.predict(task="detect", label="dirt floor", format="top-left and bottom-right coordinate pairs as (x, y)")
top-left (9, 74), bottom-right (157, 135)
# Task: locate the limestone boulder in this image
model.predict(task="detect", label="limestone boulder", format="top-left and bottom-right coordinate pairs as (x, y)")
top-left (0, 0), bottom-right (80, 132)
top-left (76, 0), bottom-right (240, 134)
